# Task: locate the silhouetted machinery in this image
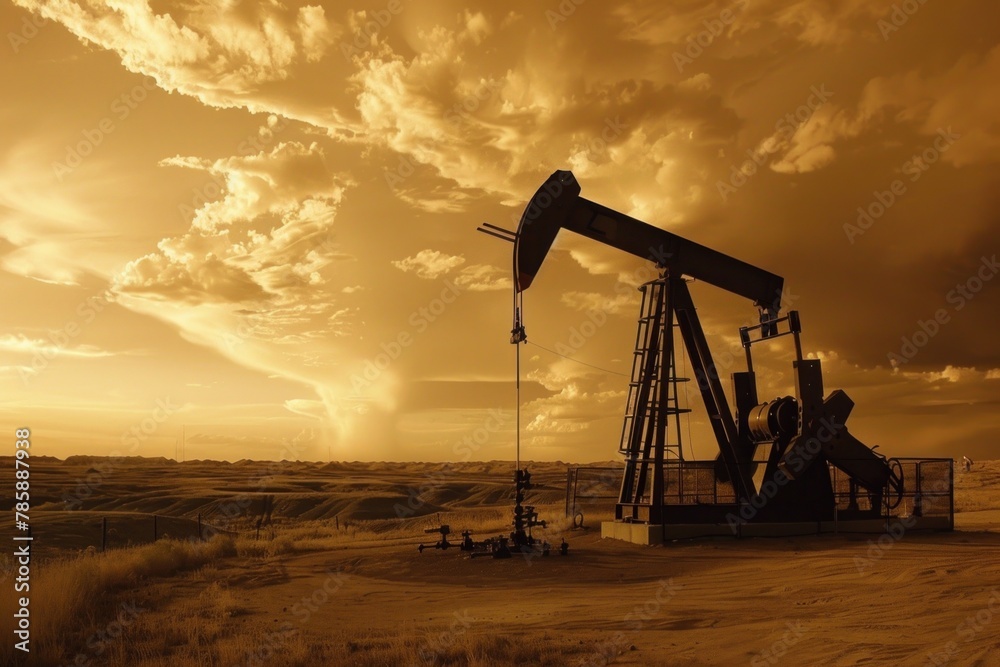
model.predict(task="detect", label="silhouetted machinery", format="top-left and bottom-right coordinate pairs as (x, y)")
top-left (503, 170), bottom-right (907, 540)
top-left (417, 468), bottom-right (567, 558)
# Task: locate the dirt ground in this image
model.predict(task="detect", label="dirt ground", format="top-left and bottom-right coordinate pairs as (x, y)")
top-left (147, 521), bottom-right (1000, 666)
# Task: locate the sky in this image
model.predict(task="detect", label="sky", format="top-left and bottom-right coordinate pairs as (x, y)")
top-left (1, 0), bottom-right (998, 464)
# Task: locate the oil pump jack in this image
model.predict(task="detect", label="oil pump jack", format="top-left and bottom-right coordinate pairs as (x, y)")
top-left (494, 170), bottom-right (907, 540)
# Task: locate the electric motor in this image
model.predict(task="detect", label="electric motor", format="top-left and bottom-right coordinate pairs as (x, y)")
top-left (747, 396), bottom-right (798, 442)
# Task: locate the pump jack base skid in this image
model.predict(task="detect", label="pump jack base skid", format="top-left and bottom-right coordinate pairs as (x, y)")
top-left (602, 516), bottom-right (952, 545)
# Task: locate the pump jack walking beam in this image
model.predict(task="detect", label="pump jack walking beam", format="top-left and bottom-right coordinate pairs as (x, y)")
top-left (513, 171), bottom-right (785, 318)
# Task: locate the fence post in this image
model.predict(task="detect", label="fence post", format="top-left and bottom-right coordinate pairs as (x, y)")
top-left (565, 468), bottom-right (573, 518)
top-left (197, 512), bottom-right (203, 541)
top-left (153, 515), bottom-right (158, 542)
top-left (102, 517), bottom-right (107, 552)
top-left (949, 459), bottom-right (955, 531)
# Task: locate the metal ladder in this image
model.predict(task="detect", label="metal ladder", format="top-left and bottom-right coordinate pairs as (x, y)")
top-left (617, 278), bottom-right (690, 520)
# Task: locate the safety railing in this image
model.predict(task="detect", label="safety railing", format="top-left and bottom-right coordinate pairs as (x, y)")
top-left (566, 457), bottom-right (954, 530)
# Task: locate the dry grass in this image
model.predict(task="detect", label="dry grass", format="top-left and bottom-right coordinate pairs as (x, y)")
top-left (1, 504), bottom-right (581, 666)
top-left (328, 628), bottom-right (601, 666)
top-left (0, 535), bottom-right (235, 665)
top-left (953, 460), bottom-right (1000, 513)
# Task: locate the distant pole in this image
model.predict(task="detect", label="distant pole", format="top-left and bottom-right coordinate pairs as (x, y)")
top-left (335, 515), bottom-right (339, 531)
top-left (153, 515), bottom-right (158, 542)
top-left (102, 517), bottom-right (107, 552)
top-left (197, 512), bottom-right (203, 541)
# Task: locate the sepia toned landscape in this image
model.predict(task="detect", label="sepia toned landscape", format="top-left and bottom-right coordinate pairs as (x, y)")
top-left (4, 0), bottom-right (999, 665)
top-left (0, 457), bottom-right (997, 665)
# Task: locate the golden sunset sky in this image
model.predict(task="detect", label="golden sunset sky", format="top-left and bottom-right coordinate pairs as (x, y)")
top-left (2, 0), bottom-right (998, 463)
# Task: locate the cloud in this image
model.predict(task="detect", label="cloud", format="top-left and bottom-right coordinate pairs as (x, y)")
top-left (392, 249), bottom-right (466, 279)
top-left (0, 139), bottom-right (113, 287)
top-left (284, 398), bottom-right (327, 419)
top-left (769, 0), bottom-right (878, 46)
top-left (1, 243), bottom-right (83, 286)
top-left (901, 365), bottom-right (986, 385)
top-left (352, 23), bottom-right (747, 225)
top-left (115, 140), bottom-right (351, 307)
top-left (392, 185), bottom-right (477, 214)
top-left (453, 264), bottom-right (511, 291)
top-left (611, 0), bottom-right (878, 48)
top-left (12, 0), bottom-right (338, 104)
top-left (460, 10), bottom-right (491, 44)
top-left (561, 291), bottom-right (639, 316)
top-left (765, 45), bottom-right (1000, 173)
top-left (297, 5), bottom-right (335, 63)
top-left (0, 335), bottom-right (119, 359)
top-left (0, 365), bottom-right (38, 378)
top-left (522, 365), bottom-right (626, 446)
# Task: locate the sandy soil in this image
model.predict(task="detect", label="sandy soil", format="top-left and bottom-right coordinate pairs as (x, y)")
top-left (2, 457), bottom-right (998, 666)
